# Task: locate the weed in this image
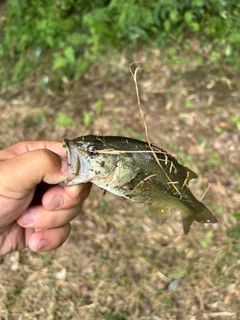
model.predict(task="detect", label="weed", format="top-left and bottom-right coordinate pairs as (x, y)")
top-left (14, 288), bottom-right (22, 296)
top-left (7, 120), bottom-right (15, 128)
top-left (214, 126), bottom-right (224, 134)
top-left (233, 213), bottom-right (240, 220)
top-left (230, 229), bottom-right (240, 239)
top-left (200, 230), bottom-right (214, 249)
top-left (197, 136), bottom-right (209, 148)
top-left (206, 152), bottom-right (222, 167)
top-left (231, 214), bottom-right (240, 239)
top-left (56, 112), bottom-right (74, 127)
top-left (33, 113), bottom-right (46, 125)
top-left (212, 203), bottom-right (223, 214)
top-left (83, 111), bottom-right (92, 127)
top-left (93, 99), bottom-right (103, 117)
top-left (40, 252), bottom-right (52, 266)
top-left (163, 297), bottom-right (172, 307)
top-left (173, 148), bottom-right (193, 166)
top-left (178, 118), bottom-right (186, 125)
top-left (230, 115), bottom-right (240, 132)
top-left (105, 313), bottom-right (130, 320)
top-left (185, 100), bottom-right (193, 108)
top-left (171, 263), bottom-right (187, 278)
top-left (233, 172), bottom-right (240, 179)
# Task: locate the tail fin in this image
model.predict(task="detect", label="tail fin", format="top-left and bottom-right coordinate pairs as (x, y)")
top-left (182, 202), bottom-right (218, 234)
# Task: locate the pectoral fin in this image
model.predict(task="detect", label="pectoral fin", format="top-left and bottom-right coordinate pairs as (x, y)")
top-left (149, 203), bottom-right (169, 224)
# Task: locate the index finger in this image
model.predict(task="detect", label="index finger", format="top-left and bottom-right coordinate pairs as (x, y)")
top-left (0, 141), bottom-right (66, 160)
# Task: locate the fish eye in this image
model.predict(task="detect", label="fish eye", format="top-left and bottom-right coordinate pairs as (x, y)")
top-left (88, 145), bottom-right (97, 155)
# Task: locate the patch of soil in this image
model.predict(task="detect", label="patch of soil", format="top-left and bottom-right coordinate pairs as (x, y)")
top-left (0, 59), bottom-right (240, 319)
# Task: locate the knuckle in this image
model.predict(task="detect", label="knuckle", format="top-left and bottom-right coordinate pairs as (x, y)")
top-left (37, 149), bottom-right (54, 163)
top-left (48, 212), bottom-right (59, 227)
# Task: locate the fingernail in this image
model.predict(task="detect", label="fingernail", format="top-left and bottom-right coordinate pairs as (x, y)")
top-left (49, 195), bottom-right (63, 210)
top-left (61, 157), bottom-right (69, 176)
top-left (38, 239), bottom-right (48, 250)
top-left (22, 212), bottom-right (35, 226)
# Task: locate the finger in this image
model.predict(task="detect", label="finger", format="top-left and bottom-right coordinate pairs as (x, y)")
top-left (0, 141), bottom-right (66, 160)
top-left (0, 149), bottom-right (68, 199)
top-left (0, 190), bottom-right (34, 228)
top-left (42, 183), bottom-right (92, 211)
top-left (27, 224), bottom-right (71, 252)
top-left (27, 141), bottom-right (66, 157)
top-left (64, 182), bottom-right (92, 199)
top-left (17, 203), bottom-right (82, 229)
top-left (0, 223), bottom-right (29, 256)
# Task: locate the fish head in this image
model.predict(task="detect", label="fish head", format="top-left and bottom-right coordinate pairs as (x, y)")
top-left (61, 135), bottom-right (139, 189)
top-left (62, 136), bottom-right (110, 185)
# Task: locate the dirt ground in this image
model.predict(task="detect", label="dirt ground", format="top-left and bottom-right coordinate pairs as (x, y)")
top-left (0, 56), bottom-right (240, 320)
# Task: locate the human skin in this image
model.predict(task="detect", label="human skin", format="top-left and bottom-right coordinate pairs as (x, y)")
top-left (0, 141), bottom-right (91, 256)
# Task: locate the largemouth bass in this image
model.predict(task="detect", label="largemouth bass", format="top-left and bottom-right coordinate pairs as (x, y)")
top-left (61, 135), bottom-right (217, 234)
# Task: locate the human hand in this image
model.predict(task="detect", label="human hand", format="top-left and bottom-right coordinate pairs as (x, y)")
top-left (0, 141), bottom-right (91, 256)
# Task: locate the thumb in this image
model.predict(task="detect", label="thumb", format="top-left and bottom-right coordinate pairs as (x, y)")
top-left (0, 149), bottom-right (68, 199)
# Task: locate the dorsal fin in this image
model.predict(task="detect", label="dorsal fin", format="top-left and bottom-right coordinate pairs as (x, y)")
top-left (186, 167), bottom-right (198, 181)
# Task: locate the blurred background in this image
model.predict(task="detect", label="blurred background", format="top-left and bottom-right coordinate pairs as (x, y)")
top-left (0, 1), bottom-right (240, 319)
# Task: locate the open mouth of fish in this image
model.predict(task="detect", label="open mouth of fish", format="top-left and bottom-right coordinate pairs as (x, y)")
top-left (64, 139), bottom-right (80, 175)
top-left (61, 139), bottom-right (89, 185)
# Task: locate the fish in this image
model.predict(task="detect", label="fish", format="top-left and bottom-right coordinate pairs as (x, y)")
top-left (61, 135), bottom-right (218, 234)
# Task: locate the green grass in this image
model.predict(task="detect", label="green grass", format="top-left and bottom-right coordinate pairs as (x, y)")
top-left (206, 153), bottom-right (222, 167)
top-left (200, 230), bottom-right (214, 249)
top-left (56, 112), bottom-right (74, 127)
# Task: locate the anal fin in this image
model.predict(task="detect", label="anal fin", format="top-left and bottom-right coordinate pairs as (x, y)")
top-left (182, 215), bottom-right (196, 234)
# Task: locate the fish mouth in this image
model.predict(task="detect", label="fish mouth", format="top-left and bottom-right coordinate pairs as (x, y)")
top-left (61, 139), bottom-right (90, 186)
top-left (63, 139), bottom-right (80, 175)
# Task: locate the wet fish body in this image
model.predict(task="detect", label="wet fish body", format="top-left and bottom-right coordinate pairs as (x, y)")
top-left (61, 135), bottom-right (217, 234)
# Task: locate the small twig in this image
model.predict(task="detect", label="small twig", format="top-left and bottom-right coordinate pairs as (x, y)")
top-left (133, 174), bottom-right (157, 190)
top-left (167, 181), bottom-right (179, 185)
top-left (203, 312), bottom-right (236, 318)
top-left (96, 149), bottom-right (166, 154)
top-left (129, 63), bottom-right (181, 195)
top-left (181, 171), bottom-right (190, 189)
top-left (95, 149), bottom-right (178, 167)
top-left (200, 183), bottom-right (211, 201)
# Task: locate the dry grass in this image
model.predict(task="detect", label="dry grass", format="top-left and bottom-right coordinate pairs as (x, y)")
top-left (0, 55), bottom-right (240, 320)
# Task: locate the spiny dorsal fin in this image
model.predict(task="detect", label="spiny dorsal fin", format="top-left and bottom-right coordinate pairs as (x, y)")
top-left (186, 167), bottom-right (198, 181)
